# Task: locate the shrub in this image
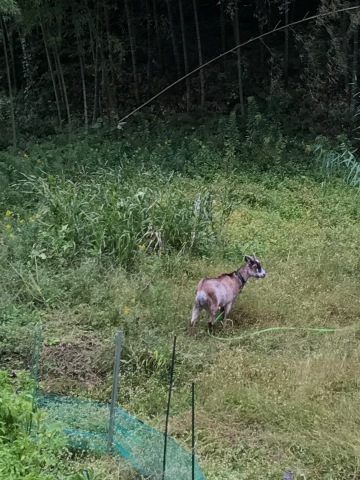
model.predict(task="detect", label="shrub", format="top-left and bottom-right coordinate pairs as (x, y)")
top-left (0, 370), bottom-right (67, 479)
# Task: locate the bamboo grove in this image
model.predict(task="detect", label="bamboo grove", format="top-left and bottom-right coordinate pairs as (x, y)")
top-left (0, 0), bottom-right (360, 148)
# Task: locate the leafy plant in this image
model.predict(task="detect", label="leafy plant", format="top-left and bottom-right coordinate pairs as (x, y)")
top-left (0, 370), bottom-right (66, 479)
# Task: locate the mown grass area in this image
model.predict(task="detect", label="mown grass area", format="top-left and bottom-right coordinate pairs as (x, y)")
top-left (1, 112), bottom-right (360, 479)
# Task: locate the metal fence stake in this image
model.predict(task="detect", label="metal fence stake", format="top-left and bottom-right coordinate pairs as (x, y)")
top-left (107, 330), bottom-right (123, 452)
top-left (28, 323), bottom-right (42, 434)
top-left (162, 335), bottom-right (177, 480)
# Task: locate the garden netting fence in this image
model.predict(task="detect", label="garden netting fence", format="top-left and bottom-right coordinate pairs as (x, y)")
top-left (37, 393), bottom-right (205, 480)
top-left (31, 326), bottom-right (206, 480)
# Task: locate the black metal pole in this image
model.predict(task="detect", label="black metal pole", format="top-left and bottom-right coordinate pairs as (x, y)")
top-left (162, 336), bottom-right (177, 480)
top-left (191, 382), bottom-right (195, 480)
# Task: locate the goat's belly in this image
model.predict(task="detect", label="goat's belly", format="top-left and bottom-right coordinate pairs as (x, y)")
top-left (218, 300), bottom-right (233, 310)
top-left (213, 285), bottom-right (233, 307)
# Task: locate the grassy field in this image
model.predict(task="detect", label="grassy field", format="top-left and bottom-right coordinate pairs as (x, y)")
top-left (1, 113), bottom-right (360, 479)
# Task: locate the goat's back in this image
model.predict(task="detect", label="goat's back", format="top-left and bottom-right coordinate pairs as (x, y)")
top-left (196, 273), bottom-right (239, 306)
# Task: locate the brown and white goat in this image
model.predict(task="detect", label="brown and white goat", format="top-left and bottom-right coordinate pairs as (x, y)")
top-left (190, 254), bottom-right (265, 334)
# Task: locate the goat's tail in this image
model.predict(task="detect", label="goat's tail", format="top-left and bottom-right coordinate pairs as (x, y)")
top-left (190, 290), bottom-right (208, 333)
top-left (195, 290), bottom-right (207, 308)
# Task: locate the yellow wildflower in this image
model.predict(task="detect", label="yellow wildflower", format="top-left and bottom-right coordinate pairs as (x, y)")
top-left (139, 244), bottom-right (146, 251)
top-left (124, 306), bottom-right (131, 315)
top-left (35, 213), bottom-right (40, 219)
top-left (5, 210), bottom-right (12, 216)
top-left (23, 153), bottom-right (28, 158)
top-left (131, 297), bottom-right (136, 304)
top-left (37, 159), bottom-right (43, 164)
top-left (5, 224), bottom-right (11, 230)
top-left (9, 233), bottom-right (13, 238)
top-left (19, 219), bottom-right (25, 225)
top-left (29, 217), bottom-right (34, 223)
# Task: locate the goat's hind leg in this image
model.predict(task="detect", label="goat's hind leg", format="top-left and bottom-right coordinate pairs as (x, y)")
top-left (208, 308), bottom-right (218, 336)
top-left (189, 304), bottom-right (200, 335)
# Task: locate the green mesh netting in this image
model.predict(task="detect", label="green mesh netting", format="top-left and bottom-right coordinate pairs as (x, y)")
top-left (37, 392), bottom-right (206, 480)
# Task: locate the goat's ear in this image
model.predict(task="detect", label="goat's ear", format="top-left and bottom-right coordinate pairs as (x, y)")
top-left (244, 254), bottom-right (252, 263)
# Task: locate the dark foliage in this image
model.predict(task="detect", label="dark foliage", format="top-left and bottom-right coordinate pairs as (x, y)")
top-left (0, 0), bottom-right (359, 147)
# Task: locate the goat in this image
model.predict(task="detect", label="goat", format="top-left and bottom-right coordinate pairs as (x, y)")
top-left (190, 254), bottom-right (266, 335)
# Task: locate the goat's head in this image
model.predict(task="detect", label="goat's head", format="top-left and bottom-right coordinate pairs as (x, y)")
top-left (244, 254), bottom-right (266, 278)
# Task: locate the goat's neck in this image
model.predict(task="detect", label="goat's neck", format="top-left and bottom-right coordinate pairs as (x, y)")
top-left (236, 264), bottom-right (250, 288)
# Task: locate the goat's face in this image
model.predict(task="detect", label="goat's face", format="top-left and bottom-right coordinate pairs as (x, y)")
top-left (244, 254), bottom-right (266, 278)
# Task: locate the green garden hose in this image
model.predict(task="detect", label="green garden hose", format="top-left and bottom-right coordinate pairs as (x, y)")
top-left (207, 325), bottom-right (338, 341)
top-left (207, 310), bottom-right (339, 340)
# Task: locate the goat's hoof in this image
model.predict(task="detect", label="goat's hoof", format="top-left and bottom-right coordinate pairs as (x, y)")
top-left (222, 319), bottom-right (234, 330)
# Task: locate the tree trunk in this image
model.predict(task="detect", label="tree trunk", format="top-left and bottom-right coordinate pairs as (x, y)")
top-left (88, 15), bottom-right (96, 65)
top-left (152, 0), bottom-right (163, 73)
top-left (79, 49), bottom-right (88, 134)
top-left (255, 0), bottom-right (265, 72)
top-left (1, 16), bottom-right (17, 150)
top-left (93, 37), bottom-right (100, 123)
top-left (40, 22), bottom-right (62, 127)
top-left (291, 0), bottom-right (296, 24)
top-left (52, 50), bottom-right (65, 107)
top-left (284, 0), bottom-right (289, 88)
top-left (92, 7), bottom-right (100, 123)
top-left (5, 23), bottom-right (16, 92)
top-left (100, 39), bottom-right (112, 124)
top-left (341, 11), bottom-right (350, 104)
top-left (234, 4), bottom-right (245, 119)
top-left (267, 0), bottom-right (272, 30)
top-left (166, 0), bottom-right (181, 76)
top-left (351, 22), bottom-right (359, 116)
top-left (146, 0), bottom-right (152, 81)
top-left (124, 0), bottom-right (140, 102)
top-left (54, 47), bottom-right (71, 132)
top-left (219, 0), bottom-right (227, 80)
top-left (179, 0), bottom-right (190, 111)
top-left (104, 2), bottom-right (116, 109)
top-left (20, 35), bottom-right (33, 92)
top-left (193, 0), bottom-right (205, 111)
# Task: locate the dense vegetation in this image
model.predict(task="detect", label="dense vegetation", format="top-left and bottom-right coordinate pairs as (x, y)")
top-left (1, 0), bottom-right (360, 148)
top-left (1, 109), bottom-right (360, 478)
top-left (0, 370), bottom-right (120, 480)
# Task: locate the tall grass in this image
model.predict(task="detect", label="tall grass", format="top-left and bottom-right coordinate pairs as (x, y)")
top-left (8, 171), bottom-right (216, 268)
top-left (314, 136), bottom-right (360, 187)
